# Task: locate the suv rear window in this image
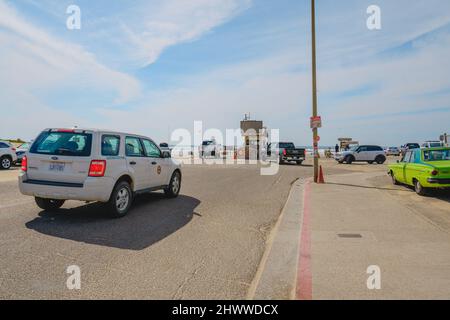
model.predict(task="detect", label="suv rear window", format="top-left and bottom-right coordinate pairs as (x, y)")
top-left (30, 131), bottom-right (92, 156)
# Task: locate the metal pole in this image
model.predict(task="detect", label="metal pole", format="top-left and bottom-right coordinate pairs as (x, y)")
top-left (311, 0), bottom-right (319, 182)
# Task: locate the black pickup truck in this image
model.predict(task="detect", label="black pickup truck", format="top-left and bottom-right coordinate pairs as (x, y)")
top-left (268, 142), bottom-right (306, 165)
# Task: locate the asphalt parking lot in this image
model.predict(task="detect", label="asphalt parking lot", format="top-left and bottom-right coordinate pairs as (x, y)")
top-left (0, 162), bottom-right (346, 299)
top-left (1, 158), bottom-right (449, 299)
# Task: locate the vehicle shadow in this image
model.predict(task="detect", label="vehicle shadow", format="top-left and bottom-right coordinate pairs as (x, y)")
top-left (325, 182), bottom-right (412, 192)
top-left (428, 190), bottom-right (450, 203)
top-left (280, 162), bottom-right (313, 167)
top-left (25, 193), bottom-right (200, 251)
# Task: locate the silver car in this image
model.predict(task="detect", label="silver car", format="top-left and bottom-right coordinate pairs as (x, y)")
top-left (18, 128), bottom-right (182, 217)
top-left (0, 140), bottom-right (18, 170)
top-left (385, 146), bottom-right (401, 156)
top-left (335, 145), bottom-right (386, 164)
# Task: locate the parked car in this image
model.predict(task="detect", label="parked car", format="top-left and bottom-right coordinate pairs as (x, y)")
top-left (268, 142), bottom-right (306, 165)
top-left (200, 140), bottom-right (219, 157)
top-left (385, 146), bottom-right (401, 156)
top-left (18, 128), bottom-right (182, 217)
top-left (388, 147), bottom-right (450, 195)
top-left (15, 141), bottom-right (31, 164)
top-left (159, 142), bottom-right (171, 154)
top-left (421, 141), bottom-right (444, 148)
top-left (400, 143), bottom-right (420, 156)
top-left (0, 140), bottom-right (18, 170)
top-left (335, 145), bottom-right (386, 164)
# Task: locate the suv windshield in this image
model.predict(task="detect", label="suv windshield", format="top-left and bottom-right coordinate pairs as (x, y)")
top-left (423, 149), bottom-right (450, 161)
top-left (30, 131), bottom-right (92, 156)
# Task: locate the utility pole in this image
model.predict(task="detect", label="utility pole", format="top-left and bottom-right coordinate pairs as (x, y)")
top-left (311, 0), bottom-right (319, 182)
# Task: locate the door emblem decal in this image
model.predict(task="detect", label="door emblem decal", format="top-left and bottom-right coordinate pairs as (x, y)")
top-left (157, 165), bottom-right (161, 175)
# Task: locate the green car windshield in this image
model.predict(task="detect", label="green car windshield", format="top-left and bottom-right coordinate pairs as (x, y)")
top-left (423, 149), bottom-right (450, 161)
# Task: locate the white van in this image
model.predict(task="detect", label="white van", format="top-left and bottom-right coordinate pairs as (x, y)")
top-left (18, 128), bottom-right (182, 217)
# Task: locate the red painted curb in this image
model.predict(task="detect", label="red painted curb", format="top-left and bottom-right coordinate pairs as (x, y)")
top-left (296, 180), bottom-right (312, 300)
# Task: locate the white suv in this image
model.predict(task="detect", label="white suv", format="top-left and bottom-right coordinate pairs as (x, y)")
top-left (335, 145), bottom-right (386, 164)
top-left (0, 141), bottom-right (18, 170)
top-left (18, 128), bottom-right (182, 218)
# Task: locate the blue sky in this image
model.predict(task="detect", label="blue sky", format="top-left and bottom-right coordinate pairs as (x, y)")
top-left (1, 0), bottom-right (450, 146)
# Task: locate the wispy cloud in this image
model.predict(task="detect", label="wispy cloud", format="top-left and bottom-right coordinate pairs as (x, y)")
top-left (0, 0), bottom-right (140, 104)
top-left (103, 0), bottom-right (252, 67)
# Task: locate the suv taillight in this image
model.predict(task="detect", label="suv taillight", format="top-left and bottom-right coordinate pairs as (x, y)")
top-left (88, 160), bottom-right (106, 177)
top-left (21, 156), bottom-right (27, 172)
top-left (283, 149), bottom-right (287, 156)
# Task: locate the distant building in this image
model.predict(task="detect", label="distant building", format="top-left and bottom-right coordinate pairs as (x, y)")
top-left (240, 115), bottom-right (268, 160)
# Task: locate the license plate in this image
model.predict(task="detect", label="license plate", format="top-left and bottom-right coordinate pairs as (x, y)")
top-left (49, 162), bottom-right (65, 172)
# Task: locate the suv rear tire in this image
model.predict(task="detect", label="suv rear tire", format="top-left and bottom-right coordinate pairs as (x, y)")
top-left (35, 197), bottom-right (65, 211)
top-left (164, 170), bottom-right (181, 198)
top-left (1, 156), bottom-right (12, 170)
top-left (108, 181), bottom-right (133, 218)
top-left (375, 155), bottom-right (386, 164)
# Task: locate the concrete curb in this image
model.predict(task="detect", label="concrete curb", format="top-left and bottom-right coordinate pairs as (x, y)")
top-left (247, 178), bottom-right (307, 300)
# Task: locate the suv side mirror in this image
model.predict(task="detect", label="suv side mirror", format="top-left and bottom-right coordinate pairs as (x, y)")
top-left (162, 151), bottom-right (171, 158)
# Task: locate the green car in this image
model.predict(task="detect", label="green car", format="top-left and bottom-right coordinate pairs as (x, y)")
top-left (388, 147), bottom-right (450, 195)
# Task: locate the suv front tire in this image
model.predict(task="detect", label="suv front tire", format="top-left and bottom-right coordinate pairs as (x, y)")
top-left (345, 155), bottom-right (354, 164)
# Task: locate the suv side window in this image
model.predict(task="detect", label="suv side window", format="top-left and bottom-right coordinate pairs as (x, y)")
top-left (102, 135), bottom-right (120, 156)
top-left (141, 139), bottom-right (161, 158)
top-left (0, 142), bottom-right (8, 148)
top-left (358, 146), bottom-right (368, 152)
top-left (125, 137), bottom-right (145, 157)
top-left (369, 146), bottom-right (383, 151)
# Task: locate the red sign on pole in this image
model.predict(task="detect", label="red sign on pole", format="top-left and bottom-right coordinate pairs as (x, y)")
top-left (310, 116), bottom-right (322, 129)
